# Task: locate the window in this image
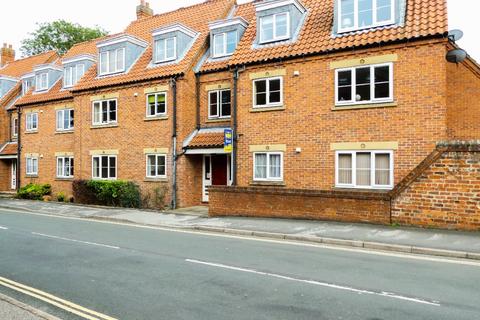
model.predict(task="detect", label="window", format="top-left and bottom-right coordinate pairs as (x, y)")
top-left (26, 113), bottom-right (38, 132)
top-left (146, 92), bottom-right (167, 117)
top-left (57, 157), bottom-right (74, 178)
top-left (338, 0), bottom-right (395, 33)
top-left (254, 152), bottom-right (283, 181)
top-left (92, 99), bottom-right (117, 125)
top-left (35, 73), bottom-right (48, 91)
top-left (208, 89), bottom-right (231, 118)
top-left (213, 31), bottom-right (237, 57)
top-left (155, 37), bottom-right (176, 63)
top-left (253, 77), bottom-right (283, 108)
top-left (64, 64), bottom-right (85, 88)
top-left (56, 109), bottom-right (74, 131)
top-left (92, 155), bottom-right (117, 180)
top-left (99, 48), bottom-right (125, 75)
top-left (260, 12), bottom-right (290, 43)
top-left (26, 157), bottom-right (38, 176)
top-left (335, 63), bottom-right (392, 105)
top-left (336, 151), bottom-right (393, 189)
top-left (23, 80), bottom-right (32, 95)
top-left (146, 154), bottom-right (167, 178)
top-left (12, 118), bottom-right (18, 138)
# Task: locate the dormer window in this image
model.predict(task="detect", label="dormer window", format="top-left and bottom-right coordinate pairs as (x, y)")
top-left (99, 48), bottom-right (126, 75)
top-left (35, 73), bottom-right (48, 91)
top-left (213, 31), bottom-right (237, 57)
top-left (260, 12), bottom-right (290, 43)
top-left (23, 80), bottom-right (32, 95)
top-left (154, 37), bottom-right (176, 63)
top-left (64, 64), bottom-right (85, 88)
top-left (338, 0), bottom-right (394, 33)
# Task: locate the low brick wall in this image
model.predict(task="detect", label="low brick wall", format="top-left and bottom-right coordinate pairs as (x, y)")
top-left (209, 187), bottom-right (391, 225)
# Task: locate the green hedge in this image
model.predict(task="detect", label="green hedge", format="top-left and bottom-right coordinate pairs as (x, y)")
top-left (17, 184), bottom-right (52, 200)
top-left (72, 180), bottom-right (141, 208)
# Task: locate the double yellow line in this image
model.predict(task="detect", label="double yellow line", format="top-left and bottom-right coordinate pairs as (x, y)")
top-left (0, 276), bottom-right (117, 320)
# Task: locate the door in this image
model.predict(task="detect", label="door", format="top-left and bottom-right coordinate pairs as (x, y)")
top-left (202, 155), bottom-right (212, 202)
top-left (212, 155), bottom-right (228, 186)
top-left (11, 161), bottom-right (17, 190)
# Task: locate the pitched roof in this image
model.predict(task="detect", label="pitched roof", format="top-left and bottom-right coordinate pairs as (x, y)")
top-left (73, 0), bottom-right (235, 92)
top-left (200, 0), bottom-right (448, 71)
top-left (188, 132), bottom-right (225, 148)
top-left (0, 142), bottom-right (18, 156)
top-left (0, 51), bottom-right (58, 78)
top-left (0, 82), bottom-right (21, 109)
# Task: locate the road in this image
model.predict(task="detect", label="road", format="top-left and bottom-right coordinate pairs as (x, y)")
top-left (0, 208), bottom-right (479, 320)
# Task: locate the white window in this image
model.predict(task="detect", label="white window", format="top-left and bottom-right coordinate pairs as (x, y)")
top-left (253, 77), bottom-right (283, 108)
top-left (254, 152), bottom-right (283, 181)
top-left (259, 12), bottom-right (290, 43)
top-left (155, 37), bottom-right (177, 63)
top-left (56, 109), bottom-right (74, 131)
top-left (335, 150), bottom-right (393, 189)
top-left (23, 80), bottom-right (32, 95)
top-left (35, 73), bottom-right (48, 91)
top-left (92, 99), bottom-right (117, 125)
top-left (26, 157), bottom-right (38, 176)
top-left (99, 48), bottom-right (125, 75)
top-left (26, 113), bottom-right (38, 132)
top-left (335, 63), bottom-right (393, 106)
top-left (338, 0), bottom-right (395, 33)
top-left (12, 118), bottom-right (18, 138)
top-left (146, 92), bottom-right (167, 117)
top-left (92, 155), bottom-right (117, 180)
top-left (213, 31), bottom-right (237, 57)
top-left (146, 154), bottom-right (167, 178)
top-left (57, 157), bottom-right (74, 178)
top-left (208, 89), bottom-right (231, 118)
top-left (64, 64), bottom-right (85, 88)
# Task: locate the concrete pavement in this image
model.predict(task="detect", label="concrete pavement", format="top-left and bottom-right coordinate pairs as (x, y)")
top-left (0, 293), bottom-right (59, 320)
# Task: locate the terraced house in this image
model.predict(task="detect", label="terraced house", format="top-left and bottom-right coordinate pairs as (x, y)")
top-left (3, 0), bottom-right (480, 230)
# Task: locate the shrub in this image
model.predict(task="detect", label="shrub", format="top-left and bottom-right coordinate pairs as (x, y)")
top-left (17, 183), bottom-right (52, 200)
top-left (73, 179), bottom-right (141, 208)
top-left (56, 192), bottom-right (66, 202)
top-left (72, 180), bottom-right (98, 205)
top-left (141, 185), bottom-right (169, 209)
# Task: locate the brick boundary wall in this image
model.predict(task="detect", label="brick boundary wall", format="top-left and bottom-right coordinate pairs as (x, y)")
top-left (209, 141), bottom-right (480, 231)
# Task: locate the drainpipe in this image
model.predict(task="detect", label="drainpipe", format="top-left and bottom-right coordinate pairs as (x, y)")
top-left (232, 68), bottom-right (239, 186)
top-left (171, 77), bottom-right (178, 209)
top-left (8, 111), bottom-right (12, 142)
top-left (16, 106), bottom-right (22, 191)
top-left (195, 73), bottom-right (201, 130)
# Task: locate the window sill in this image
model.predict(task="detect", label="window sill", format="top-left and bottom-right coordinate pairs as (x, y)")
top-left (90, 124), bottom-right (119, 129)
top-left (55, 130), bottom-right (74, 135)
top-left (144, 116), bottom-right (168, 122)
top-left (25, 175), bottom-right (38, 178)
top-left (250, 106), bottom-right (285, 113)
top-left (206, 118), bottom-right (231, 123)
top-left (55, 178), bottom-right (74, 181)
top-left (25, 131), bottom-right (38, 134)
top-left (250, 181), bottom-right (285, 187)
top-left (332, 102), bottom-right (397, 111)
top-left (144, 178), bottom-right (168, 183)
top-left (334, 186), bottom-right (393, 192)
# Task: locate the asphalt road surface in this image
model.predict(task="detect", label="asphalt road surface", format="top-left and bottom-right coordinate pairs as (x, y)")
top-left (0, 208), bottom-right (479, 320)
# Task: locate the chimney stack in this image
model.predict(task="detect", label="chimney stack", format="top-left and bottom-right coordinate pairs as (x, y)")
top-left (0, 43), bottom-right (15, 67)
top-left (136, 0), bottom-right (153, 20)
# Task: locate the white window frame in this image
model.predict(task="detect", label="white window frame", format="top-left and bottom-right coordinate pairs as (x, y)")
top-left (253, 76), bottom-right (284, 108)
top-left (253, 152), bottom-right (284, 182)
top-left (35, 73), bottom-right (48, 91)
top-left (338, 0), bottom-right (395, 33)
top-left (335, 150), bottom-right (394, 189)
top-left (23, 80), bottom-right (32, 95)
top-left (208, 89), bottom-right (231, 119)
top-left (335, 62), bottom-right (393, 106)
top-left (92, 99), bottom-right (118, 125)
top-left (56, 156), bottom-right (74, 179)
top-left (145, 154), bottom-right (167, 179)
top-left (56, 109), bottom-right (74, 131)
top-left (64, 64), bottom-right (85, 88)
top-left (26, 113), bottom-right (38, 132)
top-left (146, 92), bottom-right (168, 118)
top-left (26, 157), bottom-right (38, 176)
top-left (12, 117), bottom-right (18, 138)
top-left (99, 48), bottom-right (126, 76)
top-left (259, 12), bottom-right (291, 44)
top-left (154, 37), bottom-right (177, 63)
top-left (213, 31), bottom-right (238, 58)
top-left (92, 155), bottom-right (117, 180)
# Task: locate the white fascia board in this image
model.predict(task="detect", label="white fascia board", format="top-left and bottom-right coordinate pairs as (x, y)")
top-left (255, 0), bottom-right (306, 14)
top-left (185, 148), bottom-right (227, 155)
top-left (152, 23), bottom-right (198, 38)
top-left (0, 75), bottom-right (19, 82)
top-left (97, 34), bottom-right (148, 49)
top-left (20, 72), bottom-right (35, 80)
top-left (209, 17), bottom-right (249, 30)
top-left (34, 64), bottom-right (62, 72)
top-left (62, 54), bottom-right (96, 65)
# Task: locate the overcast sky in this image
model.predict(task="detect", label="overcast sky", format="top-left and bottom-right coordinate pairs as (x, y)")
top-left (1, 0), bottom-right (478, 60)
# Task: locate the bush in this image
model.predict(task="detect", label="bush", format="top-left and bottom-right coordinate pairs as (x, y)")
top-left (17, 183), bottom-right (52, 200)
top-left (73, 179), bottom-right (141, 208)
top-left (56, 192), bottom-right (66, 202)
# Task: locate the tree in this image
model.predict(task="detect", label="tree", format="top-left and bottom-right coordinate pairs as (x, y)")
top-left (21, 20), bottom-right (108, 56)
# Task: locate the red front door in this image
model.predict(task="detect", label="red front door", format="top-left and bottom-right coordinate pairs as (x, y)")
top-left (211, 155), bottom-right (228, 186)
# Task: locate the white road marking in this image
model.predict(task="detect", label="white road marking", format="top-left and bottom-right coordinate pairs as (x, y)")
top-left (1, 208), bottom-right (479, 267)
top-left (0, 225), bottom-right (7, 230)
top-left (31, 232), bottom-right (120, 250)
top-left (186, 259), bottom-right (441, 307)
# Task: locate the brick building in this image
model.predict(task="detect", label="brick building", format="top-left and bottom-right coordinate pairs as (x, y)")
top-left (2, 0), bottom-right (480, 229)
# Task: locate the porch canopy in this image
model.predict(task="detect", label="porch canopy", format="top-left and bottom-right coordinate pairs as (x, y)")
top-left (0, 142), bottom-right (17, 159)
top-left (183, 128), bottom-right (229, 155)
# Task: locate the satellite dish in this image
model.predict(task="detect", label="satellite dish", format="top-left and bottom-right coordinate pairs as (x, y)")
top-left (448, 29), bottom-right (464, 42)
top-left (446, 49), bottom-right (467, 63)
